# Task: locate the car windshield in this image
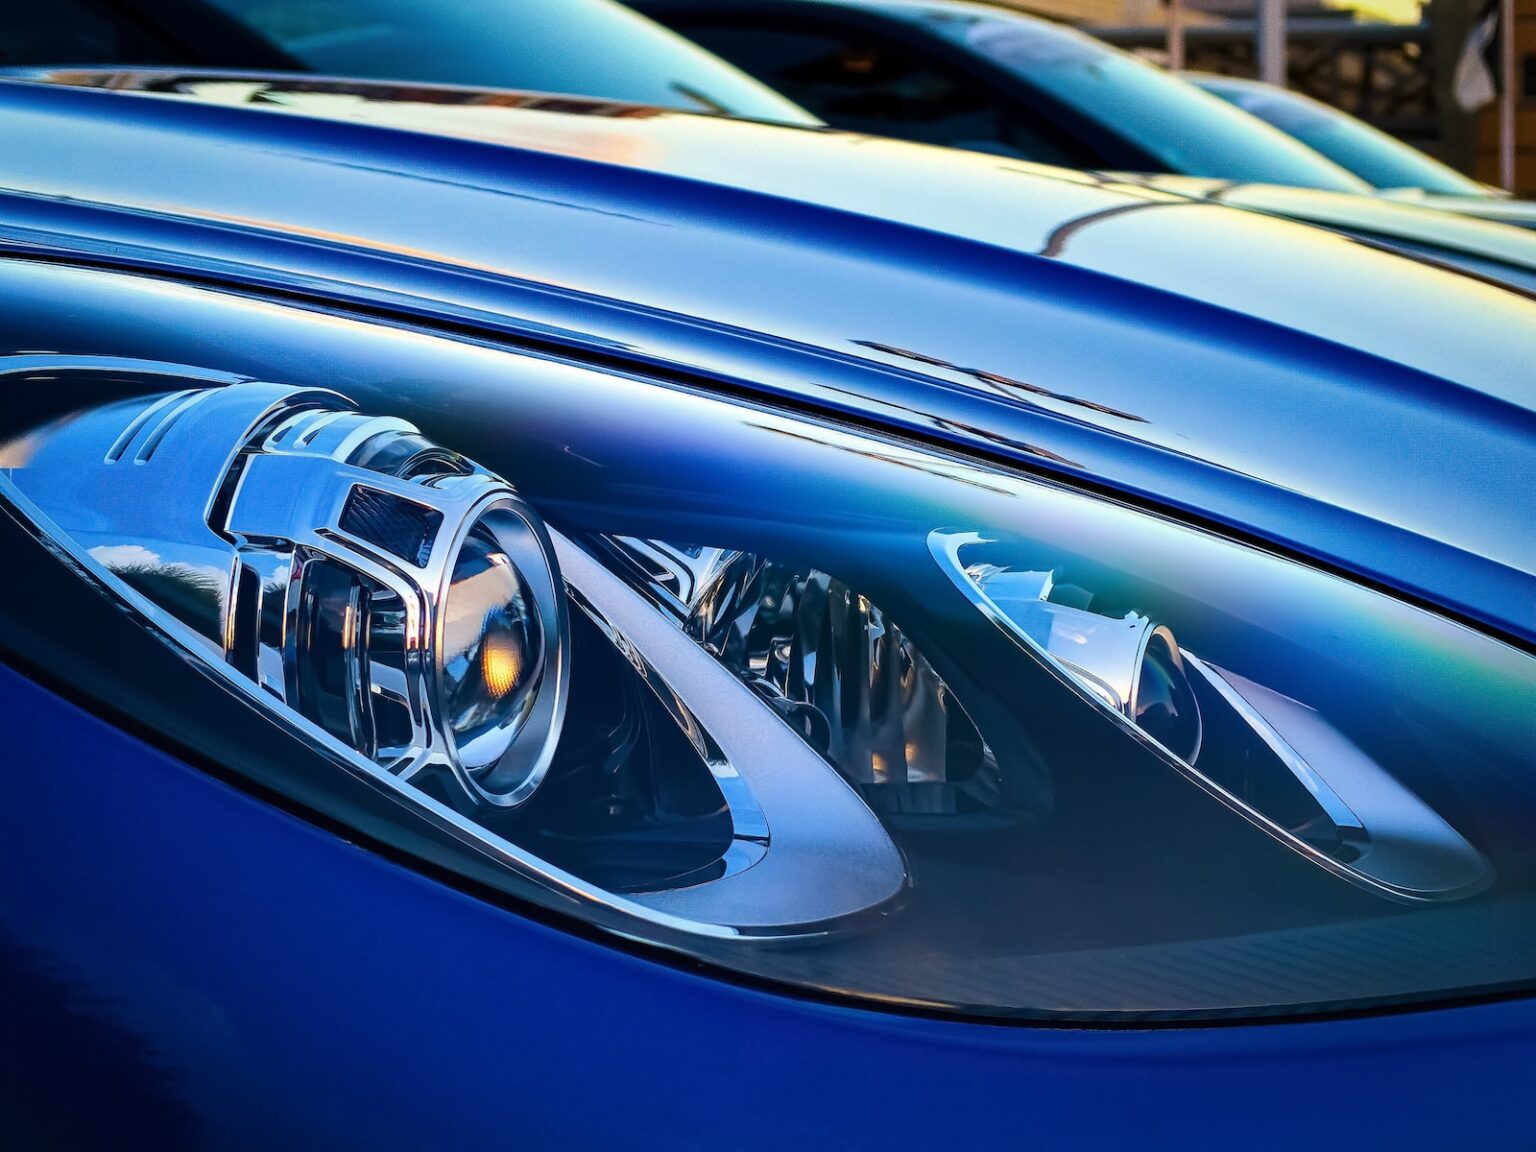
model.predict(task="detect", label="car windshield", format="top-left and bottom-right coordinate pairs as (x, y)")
top-left (900, 5), bottom-right (1370, 192)
top-left (1195, 77), bottom-right (1488, 197)
top-left (192, 0), bottom-right (817, 121)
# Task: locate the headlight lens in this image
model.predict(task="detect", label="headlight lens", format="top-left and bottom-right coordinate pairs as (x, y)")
top-left (439, 519), bottom-right (547, 774)
top-left (2, 364), bottom-right (1532, 1022)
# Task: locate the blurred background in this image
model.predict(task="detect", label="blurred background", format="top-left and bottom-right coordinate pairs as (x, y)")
top-left (3, 0), bottom-right (1528, 195)
top-left (1019, 0), bottom-right (1528, 192)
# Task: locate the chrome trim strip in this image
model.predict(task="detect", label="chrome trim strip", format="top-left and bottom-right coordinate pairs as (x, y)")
top-left (554, 535), bottom-right (906, 930)
top-left (1183, 653), bottom-right (1366, 841)
top-left (1184, 655), bottom-right (1488, 900)
top-left (104, 388), bottom-right (194, 463)
top-left (929, 528), bottom-right (1489, 903)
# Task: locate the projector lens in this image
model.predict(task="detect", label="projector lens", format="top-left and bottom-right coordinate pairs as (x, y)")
top-left (440, 522), bottom-right (544, 772)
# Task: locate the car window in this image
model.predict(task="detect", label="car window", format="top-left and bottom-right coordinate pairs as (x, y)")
top-left (910, 9), bottom-right (1372, 192)
top-left (0, 0), bottom-right (191, 66)
top-left (191, 0), bottom-right (816, 122)
top-left (1200, 80), bottom-right (1487, 196)
top-left (664, 17), bottom-right (1095, 164)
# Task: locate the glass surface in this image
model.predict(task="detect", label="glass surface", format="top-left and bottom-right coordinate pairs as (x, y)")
top-left (440, 525), bottom-right (542, 768)
top-left (1194, 76), bottom-right (1490, 196)
top-left (192, 0), bottom-right (816, 121)
top-left (552, 377), bottom-right (1530, 1017)
top-left (665, 547), bottom-right (1004, 814)
top-left (0, 0), bottom-right (191, 66)
top-left (909, 8), bottom-right (1371, 191)
top-left (1135, 631), bottom-right (1200, 757)
top-left (660, 19), bottom-right (1093, 163)
top-left (2, 281), bottom-right (1532, 1022)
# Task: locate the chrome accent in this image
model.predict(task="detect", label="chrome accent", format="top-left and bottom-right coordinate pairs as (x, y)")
top-left (1184, 654), bottom-right (1367, 844)
top-left (223, 407), bottom-right (569, 809)
top-left (930, 529), bottom-right (1488, 902)
top-left (564, 580), bottom-right (771, 859)
top-left (555, 539), bottom-right (906, 925)
top-left (938, 533), bottom-right (1201, 763)
top-left (0, 370), bottom-right (906, 937)
top-left (1183, 655), bottom-right (1487, 900)
top-left (969, 563), bottom-right (1194, 735)
top-left (607, 538), bottom-right (1004, 814)
top-left (607, 538), bottom-right (740, 619)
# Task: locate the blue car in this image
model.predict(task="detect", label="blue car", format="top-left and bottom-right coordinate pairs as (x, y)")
top-left (1190, 72), bottom-right (1536, 230)
top-left (0, 70), bottom-right (1533, 1150)
top-left (0, 0), bottom-right (814, 121)
top-left (639, 0), bottom-right (1536, 236)
top-left (635, 0), bottom-right (1372, 187)
top-left (9, 0), bottom-right (1536, 287)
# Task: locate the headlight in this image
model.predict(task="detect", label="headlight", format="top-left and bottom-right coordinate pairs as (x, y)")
top-left (203, 384), bottom-right (567, 810)
top-left (0, 378), bottom-right (902, 938)
top-left (3, 365), bottom-right (1532, 1021)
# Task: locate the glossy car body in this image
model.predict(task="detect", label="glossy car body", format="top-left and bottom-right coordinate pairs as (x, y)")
top-left (636, 0), bottom-right (1371, 187)
top-left (0, 74), bottom-right (1533, 1149)
top-left (1191, 72), bottom-right (1536, 229)
top-left (0, 0), bottom-right (815, 121)
top-left (640, 0), bottom-right (1536, 270)
top-left (10, 0), bottom-right (1532, 285)
top-left (1095, 172), bottom-right (1536, 291)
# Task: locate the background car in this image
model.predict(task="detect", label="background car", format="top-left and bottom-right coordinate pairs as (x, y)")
top-left (0, 0), bottom-right (815, 122)
top-left (637, 0), bottom-right (1535, 274)
top-left (1190, 72), bottom-right (1536, 230)
top-left (8, 0), bottom-right (1535, 291)
top-left (0, 70), bottom-right (1533, 1149)
top-left (635, 0), bottom-right (1374, 188)
top-left (1092, 172), bottom-right (1536, 292)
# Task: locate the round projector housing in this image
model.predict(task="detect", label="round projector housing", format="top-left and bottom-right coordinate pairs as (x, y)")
top-left (15, 381), bottom-right (569, 811)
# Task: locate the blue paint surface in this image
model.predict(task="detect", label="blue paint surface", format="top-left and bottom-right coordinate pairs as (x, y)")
top-left (0, 73), bottom-right (1531, 1149)
top-left (2, 663), bottom-right (1533, 1149)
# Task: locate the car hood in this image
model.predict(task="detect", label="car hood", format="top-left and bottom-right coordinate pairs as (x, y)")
top-left (0, 72), bottom-right (1532, 643)
top-left (1103, 173), bottom-right (1536, 283)
top-left (1378, 188), bottom-right (1536, 231)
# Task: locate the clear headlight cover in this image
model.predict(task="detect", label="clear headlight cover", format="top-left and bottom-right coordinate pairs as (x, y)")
top-left (1, 363), bottom-right (1532, 1023)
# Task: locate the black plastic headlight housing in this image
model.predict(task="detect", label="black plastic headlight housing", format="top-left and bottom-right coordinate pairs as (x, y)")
top-left (2, 360), bottom-right (1532, 1022)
